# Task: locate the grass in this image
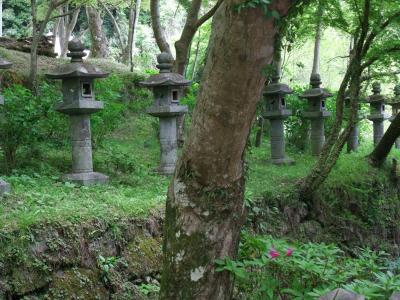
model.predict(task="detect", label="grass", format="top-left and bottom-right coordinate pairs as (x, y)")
top-left (0, 114), bottom-right (170, 232)
top-left (246, 137), bottom-right (400, 201)
top-left (0, 80), bottom-right (398, 234)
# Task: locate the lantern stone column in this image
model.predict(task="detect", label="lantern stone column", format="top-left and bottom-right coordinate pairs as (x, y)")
top-left (46, 39), bottom-right (109, 185)
top-left (389, 85), bottom-right (400, 149)
top-left (0, 55), bottom-right (12, 195)
top-left (141, 53), bottom-right (190, 175)
top-left (263, 76), bottom-right (294, 165)
top-left (366, 82), bottom-right (388, 146)
top-left (300, 74), bottom-right (332, 156)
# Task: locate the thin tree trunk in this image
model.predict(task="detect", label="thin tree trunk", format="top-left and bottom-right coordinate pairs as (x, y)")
top-left (191, 28), bottom-right (201, 80)
top-left (159, 0), bottom-right (294, 298)
top-left (60, 6), bottom-right (80, 57)
top-left (30, 0), bottom-right (54, 94)
top-left (30, 0), bottom-right (68, 93)
top-left (53, 12), bottom-right (64, 55)
top-left (298, 0), bottom-right (372, 199)
top-left (101, 1), bottom-right (125, 52)
top-left (311, 0), bottom-right (323, 76)
top-left (150, 0), bottom-right (172, 55)
top-left (130, 0), bottom-right (141, 71)
top-left (0, 0), bottom-right (3, 37)
top-left (369, 113), bottom-right (400, 167)
top-left (86, 6), bottom-right (109, 58)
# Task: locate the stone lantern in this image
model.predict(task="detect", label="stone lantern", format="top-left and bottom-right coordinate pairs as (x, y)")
top-left (300, 74), bottom-right (332, 156)
top-left (141, 53), bottom-right (190, 175)
top-left (46, 39), bottom-right (109, 185)
top-left (263, 75), bottom-right (294, 165)
top-left (388, 84), bottom-right (400, 148)
top-left (0, 54), bottom-right (12, 195)
top-left (366, 82), bottom-right (389, 146)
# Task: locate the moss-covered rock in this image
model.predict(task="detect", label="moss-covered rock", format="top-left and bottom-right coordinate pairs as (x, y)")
top-left (123, 235), bottom-right (162, 278)
top-left (12, 266), bottom-right (50, 295)
top-left (45, 268), bottom-right (108, 300)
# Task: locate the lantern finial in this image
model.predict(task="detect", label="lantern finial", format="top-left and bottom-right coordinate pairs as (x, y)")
top-left (372, 82), bottom-right (381, 95)
top-left (67, 39), bottom-right (86, 63)
top-left (156, 52), bottom-right (173, 73)
top-left (310, 73), bottom-right (322, 88)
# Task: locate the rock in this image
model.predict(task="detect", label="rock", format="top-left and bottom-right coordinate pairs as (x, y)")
top-left (123, 235), bottom-right (162, 278)
top-left (319, 288), bottom-right (365, 300)
top-left (299, 220), bottom-right (323, 241)
top-left (45, 268), bottom-right (109, 300)
top-left (11, 266), bottom-right (50, 295)
top-left (390, 292), bottom-right (400, 300)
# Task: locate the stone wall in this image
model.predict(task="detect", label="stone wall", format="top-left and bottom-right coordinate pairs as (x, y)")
top-left (0, 211), bottom-right (164, 299)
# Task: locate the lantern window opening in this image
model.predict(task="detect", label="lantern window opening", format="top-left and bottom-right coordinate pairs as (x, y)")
top-left (321, 100), bottom-right (326, 108)
top-left (281, 98), bottom-right (285, 107)
top-left (382, 105), bottom-right (385, 111)
top-left (172, 90), bottom-right (179, 104)
top-left (82, 82), bottom-right (93, 98)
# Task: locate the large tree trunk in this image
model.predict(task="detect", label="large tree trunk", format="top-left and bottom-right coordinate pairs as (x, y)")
top-left (369, 113), bottom-right (400, 167)
top-left (159, 0), bottom-right (294, 298)
top-left (86, 6), bottom-right (109, 58)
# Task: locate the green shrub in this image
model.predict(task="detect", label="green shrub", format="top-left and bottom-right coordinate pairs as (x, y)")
top-left (180, 83), bottom-right (199, 113)
top-left (0, 83), bottom-right (64, 173)
top-left (0, 73), bottom-right (151, 174)
top-left (216, 233), bottom-right (399, 299)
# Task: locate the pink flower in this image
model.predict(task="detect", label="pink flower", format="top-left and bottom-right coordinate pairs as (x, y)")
top-left (269, 247), bottom-right (280, 259)
top-left (286, 248), bottom-right (294, 257)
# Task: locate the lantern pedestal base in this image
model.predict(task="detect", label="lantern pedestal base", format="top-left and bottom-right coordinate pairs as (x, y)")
top-left (270, 158), bottom-right (295, 166)
top-left (0, 179), bottom-right (11, 195)
top-left (62, 172), bottom-right (109, 186)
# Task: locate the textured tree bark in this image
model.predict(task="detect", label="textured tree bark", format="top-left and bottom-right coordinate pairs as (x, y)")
top-left (369, 113), bottom-right (400, 167)
top-left (159, 0), bottom-right (294, 298)
top-left (86, 6), bottom-right (109, 58)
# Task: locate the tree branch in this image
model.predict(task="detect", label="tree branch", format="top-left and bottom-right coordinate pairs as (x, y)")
top-left (150, 0), bottom-right (172, 54)
top-left (196, 0), bottom-right (223, 28)
top-left (362, 45), bottom-right (400, 69)
top-left (361, 70), bottom-right (400, 82)
top-left (50, 6), bottom-right (79, 20)
top-left (362, 10), bottom-right (400, 57)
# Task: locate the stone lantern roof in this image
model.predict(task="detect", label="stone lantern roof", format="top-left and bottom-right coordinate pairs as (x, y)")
top-left (0, 55), bottom-right (12, 69)
top-left (300, 74), bottom-right (332, 99)
top-left (366, 82), bottom-right (386, 103)
top-left (140, 52), bottom-right (191, 87)
top-left (46, 39), bottom-right (108, 79)
top-left (263, 75), bottom-right (293, 95)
